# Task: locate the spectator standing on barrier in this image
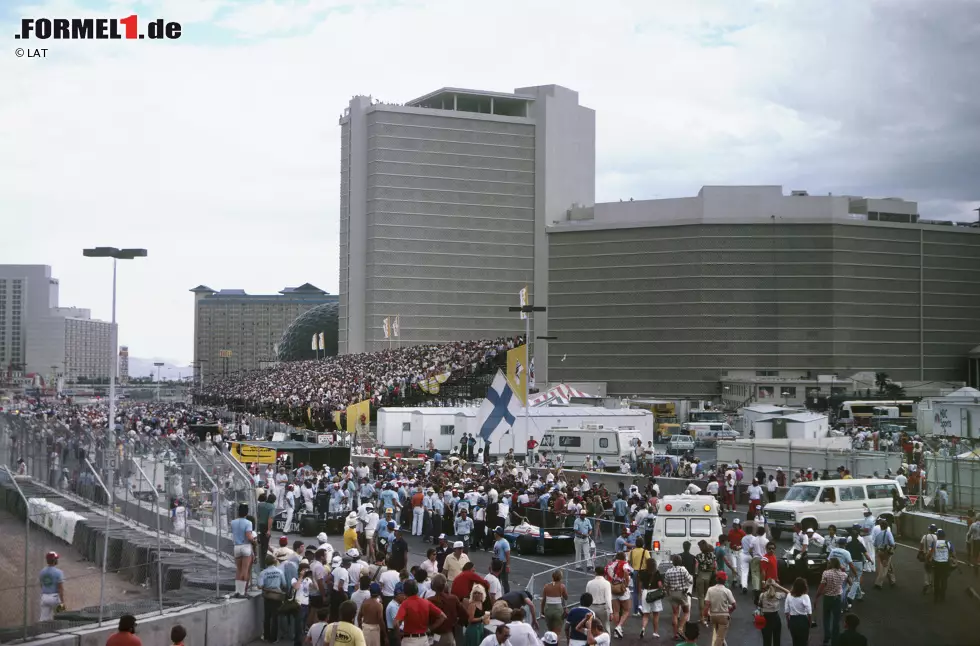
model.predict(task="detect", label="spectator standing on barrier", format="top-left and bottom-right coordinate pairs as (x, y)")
top-left (967, 512), bottom-right (980, 573)
top-left (231, 502), bottom-right (255, 598)
top-left (573, 509), bottom-right (594, 570)
top-left (38, 551), bottom-right (66, 622)
top-left (105, 614), bottom-right (141, 646)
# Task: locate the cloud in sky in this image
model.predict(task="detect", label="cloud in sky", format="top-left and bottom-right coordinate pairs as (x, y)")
top-left (2, 0), bottom-right (978, 365)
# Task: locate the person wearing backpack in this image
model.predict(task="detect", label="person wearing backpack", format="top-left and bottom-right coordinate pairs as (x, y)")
top-left (928, 528), bottom-right (956, 602)
top-left (603, 552), bottom-right (633, 638)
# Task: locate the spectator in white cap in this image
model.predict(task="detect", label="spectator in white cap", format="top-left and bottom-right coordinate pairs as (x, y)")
top-left (541, 631), bottom-right (559, 645)
top-left (443, 541), bottom-right (470, 586)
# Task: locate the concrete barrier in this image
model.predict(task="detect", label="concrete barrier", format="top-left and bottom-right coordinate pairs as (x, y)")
top-left (899, 510), bottom-right (971, 544)
top-left (22, 596), bottom-right (261, 646)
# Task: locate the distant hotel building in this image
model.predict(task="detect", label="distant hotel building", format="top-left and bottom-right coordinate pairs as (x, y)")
top-left (547, 186), bottom-right (980, 397)
top-left (191, 283), bottom-right (337, 382)
top-left (0, 265), bottom-right (115, 383)
top-left (338, 85), bottom-right (595, 373)
top-left (338, 85), bottom-right (980, 398)
top-left (118, 346), bottom-right (130, 384)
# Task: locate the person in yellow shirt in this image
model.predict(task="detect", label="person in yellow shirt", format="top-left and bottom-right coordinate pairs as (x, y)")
top-left (345, 513), bottom-right (359, 552)
top-left (629, 537), bottom-right (652, 612)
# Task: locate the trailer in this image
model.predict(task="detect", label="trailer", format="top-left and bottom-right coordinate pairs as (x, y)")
top-left (716, 438), bottom-right (903, 478)
top-left (376, 406), bottom-right (655, 456)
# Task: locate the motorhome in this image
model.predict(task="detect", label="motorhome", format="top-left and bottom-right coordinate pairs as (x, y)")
top-left (538, 425), bottom-right (643, 468)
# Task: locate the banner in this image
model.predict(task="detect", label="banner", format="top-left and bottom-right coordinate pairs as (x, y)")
top-left (346, 399), bottom-right (370, 436)
top-left (393, 315), bottom-right (400, 337)
top-left (518, 286), bottom-right (528, 320)
top-left (383, 317), bottom-right (391, 339)
top-left (318, 332), bottom-right (325, 351)
top-left (332, 410), bottom-right (343, 429)
top-left (231, 443), bottom-right (277, 464)
top-left (311, 335), bottom-right (317, 351)
top-left (419, 371), bottom-right (450, 394)
top-left (506, 344), bottom-right (528, 406)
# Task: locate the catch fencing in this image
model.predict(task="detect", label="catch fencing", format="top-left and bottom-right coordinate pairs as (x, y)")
top-left (716, 440), bottom-right (904, 478)
top-left (922, 453), bottom-right (980, 513)
top-left (0, 412), bottom-right (252, 643)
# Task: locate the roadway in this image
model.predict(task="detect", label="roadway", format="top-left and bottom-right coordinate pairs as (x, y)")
top-left (246, 513), bottom-right (978, 646)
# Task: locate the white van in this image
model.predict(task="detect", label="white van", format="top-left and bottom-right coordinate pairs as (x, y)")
top-left (538, 425), bottom-right (643, 469)
top-left (762, 478), bottom-right (905, 539)
top-left (650, 494), bottom-right (724, 561)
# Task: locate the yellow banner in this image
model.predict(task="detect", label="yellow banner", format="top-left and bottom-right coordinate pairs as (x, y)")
top-left (346, 399), bottom-right (370, 435)
top-left (230, 443), bottom-right (277, 464)
top-left (506, 344), bottom-right (528, 406)
top-left (332, 411), bottom-right (343, 429)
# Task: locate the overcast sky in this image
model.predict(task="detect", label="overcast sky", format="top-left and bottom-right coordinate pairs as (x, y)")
top-left (3, 0), bottom-right (978, 367)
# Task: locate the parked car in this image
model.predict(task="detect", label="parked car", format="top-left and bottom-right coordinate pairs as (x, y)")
top-left (666, 435), bottom-right (696, 455)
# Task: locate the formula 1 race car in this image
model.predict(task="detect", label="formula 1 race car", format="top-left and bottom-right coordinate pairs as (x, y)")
top-left (777, 548), bottom-right (829, 585)
top-left (502, 519), bottom-right (575, 556)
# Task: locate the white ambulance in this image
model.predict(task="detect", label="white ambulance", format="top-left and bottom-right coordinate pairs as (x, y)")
top-left (650, 494), bottom-right (725, 564)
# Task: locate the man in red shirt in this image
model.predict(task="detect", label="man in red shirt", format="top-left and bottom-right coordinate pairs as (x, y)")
top-left (727, 520), bottom-right (745, 551)
top-left (105, 615), bottom-right (142, 646)
top-left (760, 542), bottom-right (779, 585)
top-left (450, 562), bottom-right (491, 600)
top-left (395, 579), bottom-right (446, 646)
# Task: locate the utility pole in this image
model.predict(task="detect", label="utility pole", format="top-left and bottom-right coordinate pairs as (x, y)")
top-left (509, 301), bottom-right (546, 457)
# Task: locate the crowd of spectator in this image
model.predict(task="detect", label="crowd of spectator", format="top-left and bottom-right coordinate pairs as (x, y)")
top-left (193, 337), bottom-right (521, 429)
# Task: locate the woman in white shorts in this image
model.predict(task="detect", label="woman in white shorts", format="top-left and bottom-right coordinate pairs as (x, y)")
top-left (230, 503), bottom-right (254, 597)
top-left (637, 557), bottom-right (664, 638)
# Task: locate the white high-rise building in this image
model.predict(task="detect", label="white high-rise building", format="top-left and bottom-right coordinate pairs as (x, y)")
top-left (0, 265), bottom-right (59, 375)
top-left (338, 84), bottom-right (595, 384)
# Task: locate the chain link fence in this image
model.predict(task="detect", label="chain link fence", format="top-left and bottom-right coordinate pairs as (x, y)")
top-left (0, 412), bottom-right (252, 643)
top-left (923, 453), bottom-right (980, 513)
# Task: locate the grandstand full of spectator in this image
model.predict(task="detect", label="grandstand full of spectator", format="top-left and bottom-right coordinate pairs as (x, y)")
top-left (194, 337), bottom-right (522, 427)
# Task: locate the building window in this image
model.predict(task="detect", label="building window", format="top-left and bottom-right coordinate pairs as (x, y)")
top-left (780, 387), bottom-right (797, 398)
top-left (758, 386), bottom-right (775, 399)
top-left (755, 370), bottom-right (778, 377)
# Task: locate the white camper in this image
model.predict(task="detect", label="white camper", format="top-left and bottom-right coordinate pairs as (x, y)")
top-left (538, 425), bottom-right (643, 468)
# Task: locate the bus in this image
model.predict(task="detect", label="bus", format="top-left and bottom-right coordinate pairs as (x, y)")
top-left (838, 400), bottom-right (914, 424)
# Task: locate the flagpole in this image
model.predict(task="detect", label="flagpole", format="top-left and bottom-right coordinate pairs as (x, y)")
top-left (521, 313), bottom-right (529, 457)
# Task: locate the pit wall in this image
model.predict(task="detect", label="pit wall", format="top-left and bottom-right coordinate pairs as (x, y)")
top-left (27, 596), bottom-right (261, 646)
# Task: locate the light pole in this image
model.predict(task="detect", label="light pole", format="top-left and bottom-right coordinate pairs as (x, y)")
top-left (781, 390), bottom-right (790, 407)
top-left (83, 246), bottom-right (147, 505)
top-left (154, 362), bottom-right (164, 400)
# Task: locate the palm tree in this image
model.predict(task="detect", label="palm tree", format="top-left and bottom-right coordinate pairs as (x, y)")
top-left (874, 372), bottom-right (890, 394)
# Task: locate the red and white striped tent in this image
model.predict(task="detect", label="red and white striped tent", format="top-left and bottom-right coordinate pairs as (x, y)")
top-left (528, 383), bottom-right (593, 407)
